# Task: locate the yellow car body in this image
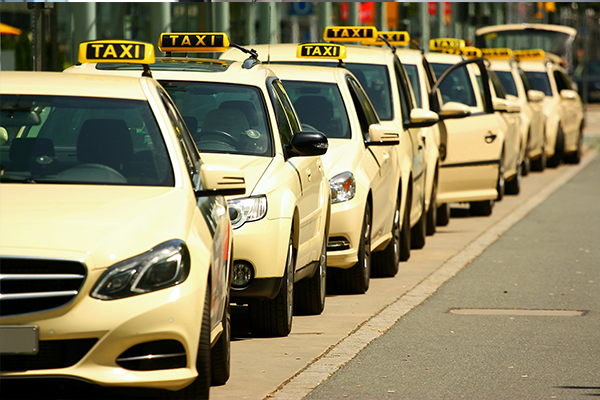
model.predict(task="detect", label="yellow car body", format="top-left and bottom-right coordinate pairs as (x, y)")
top-left (426, 52), bottom-right (506, 215)
top-left (222, 42), bottom-right (436, 257)
top-left (67, 53), bottom-right (330, 337)
top-left (0, 70), bottom-right (243, 395)
top-left (266, 63), bottom-right (404, 291)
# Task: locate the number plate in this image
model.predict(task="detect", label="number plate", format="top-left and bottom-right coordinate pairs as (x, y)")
top-left (0, 326), bottom-right (39, 355)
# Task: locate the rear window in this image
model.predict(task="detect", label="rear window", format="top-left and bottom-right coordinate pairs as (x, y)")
top-left (0, 95), bottom-right (174, 186)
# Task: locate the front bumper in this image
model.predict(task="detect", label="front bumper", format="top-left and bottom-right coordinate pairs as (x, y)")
top-left (326, 197), bottom-right (365, 269)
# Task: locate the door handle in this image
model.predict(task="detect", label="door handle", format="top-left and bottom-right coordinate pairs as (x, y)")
top-left (485, 131), bottom-right (497, 143)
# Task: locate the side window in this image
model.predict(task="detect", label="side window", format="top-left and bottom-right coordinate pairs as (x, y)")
top-left (270, 79), bottom-right (301, 146)
top-left (159, 90), bottom-right (200, 184)
top-left (347, 76), bottom-right (379, 140)
top-left (393, 57), bottom-right (414, 124)
top-left (489, 71), bottom-right (507, 99)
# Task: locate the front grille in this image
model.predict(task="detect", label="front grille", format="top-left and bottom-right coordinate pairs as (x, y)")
top-left (0, 339), bottom-right (98, 372)
top-left (0, 257), bottom-right (87, 317)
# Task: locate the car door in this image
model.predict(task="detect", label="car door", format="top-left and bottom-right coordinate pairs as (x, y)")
top-left (270, 79), bottom-right (323, 268)
top-left (554, 69), bottom-right (581, 143)
top-left (432, 61), bottom-right (502, 199)
top-left (345, 75), bottom-right (395, 241)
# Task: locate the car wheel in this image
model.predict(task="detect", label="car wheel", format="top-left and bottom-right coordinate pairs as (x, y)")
top-left (496, 150), bottom-right (505, 201)
top-left (521, 132), bottom-right (531, 177)
top-left (505, 155), bottom-right (521, 195)
top-left (210, 296), bottom-right (231, 386)
top-left (372, 193), bottom-right (400, 278)
top-left (249, 235), bottom-right (294, 337)
top-left (547, 126), bottom-right (564, 168)
top-left (173, 286), bottom-right (211, 399)
top-left (410, 196), bottom-right (426, 250)
top-left (564, 127), bottom-right (583, 164)
top-left (426, 176), bottom-right (437, 236)
top-left (530, 134), bottom-right (547, 172)
top-left (436, 203), bottom-right (450, 227)
top-left (294, 234), bottom-right (326, 315)
top-left (399, 191), bottom-right (411, 262)
top-left (470, 200), bottom-right (494, 217)
top-left (333, 203), bottom-right (371, 294)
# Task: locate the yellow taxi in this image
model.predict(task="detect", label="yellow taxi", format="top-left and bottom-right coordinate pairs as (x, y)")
top-left (66, 33), bottom-right (331, 337)
top-left (426, 40), bottom-right (509, 216)
top-left (514, 50), bottom-right (585, 166)
top-left (481, 48), bottom-right (547, 178)
top-left (0, 41), bottom-right (246, 397)
top-left (265, 43), bottom-right (408, 291)
top-left (222, 26), bottom-right (440, 260)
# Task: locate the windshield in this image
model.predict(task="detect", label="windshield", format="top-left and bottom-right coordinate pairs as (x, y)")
top-left (0, 95), bottom-right (174, 186)
top-left (524, 71), bottom-right (552, 96)
top-left (404, 64), bottom-right (422, 108)
top-left (160, 81), bottom-right (273, 157)
top-left (476, 29), bottom-right (574, 61)
top-left (430, 63), bottom-right (477, 107)
top-left (495, 71), bottom-right (519, 97)
top-left (280, 81), bottom-right (351, 139)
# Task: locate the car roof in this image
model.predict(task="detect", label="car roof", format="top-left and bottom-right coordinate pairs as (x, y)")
top-left (424, 52), bottom-right (464, 64)
top-left (475, 23), bottom-right (576, 39)
top-left (2, 71), bottom-right (148, 100)
top-left (265, 63), bottom-right (349, 83)
top-left (394, 48), bottom-right (424, 64)
top-left (67, 57), bottom-right (277, 86)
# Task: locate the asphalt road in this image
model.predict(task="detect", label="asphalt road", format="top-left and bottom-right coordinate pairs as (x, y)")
top-left (304, 128), bottom-right (600, 398)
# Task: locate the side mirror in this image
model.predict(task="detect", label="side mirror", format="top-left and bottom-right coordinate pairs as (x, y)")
top-left (439, 101), bottom-right (471, 120)
top-left (492, 97), bottom-right (508, 112)
top-left (405, 108), bottom-right (439, 129)
top-left (506, 95), bottom-right (521, 113)
top-left (286, 130), bottom-right (328, 158)
top-left (527, 89), bottom-right (545, 103)
top-left (195, 164), bottom-right (246, 197)
top-left (560, 89), bottom-right (579, 101)
top-left (365, 123), bottom-right (399, 146)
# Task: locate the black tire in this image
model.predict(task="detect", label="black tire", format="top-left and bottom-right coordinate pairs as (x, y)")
top-left (399, 191), bottom-right (411, 262)
top-left (547, 127), bottom-right (564, 168)
top-left (505, 158), bottom-right (521, 195)
top-left (470, 200), bottom-right (493, 217)
top-left (294, 236), bottom-right (326, 315)
top-left (249, 236), bottom-right (294, 337)
top-left (496, 150), bottom-right (505, 201)
top-left (521, 132), bottom-right (531, 177)
top-left (426, 176), bottom-right (437, 236)
top-left (210, 299), bottom-right (230, 386)
top-left (564, 127), bottom-right (583, 164)
top-left (332, 203), bottom-right (371, 294)
top-left (173, 287), bottom-right (211, 399)
top-left (436, 203), bottom-right (450, 227)
top-left (372, 193), bottom-right (400, 278)
top-left (410, 196), bottom-right (426, 250)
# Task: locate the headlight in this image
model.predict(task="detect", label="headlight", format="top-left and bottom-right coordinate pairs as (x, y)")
top-left (91, 240), bottom-right (190, 300)
top-left (330, 171), bottom-right (356, 204)
top-left (227, 195), bottom-right (267, 229)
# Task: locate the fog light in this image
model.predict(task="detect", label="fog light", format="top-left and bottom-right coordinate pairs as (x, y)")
top-left (327, 236), bottom-right (351, 251)
top-left (232, 261), bottom-right (254, 289)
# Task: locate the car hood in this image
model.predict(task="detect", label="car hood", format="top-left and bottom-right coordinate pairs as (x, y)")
top-left (0, 185), bottom-right (192, 269)
top-left (200, 154), bottom-right (273, 196)
top-left (321, 139), bottom-right (361, 178)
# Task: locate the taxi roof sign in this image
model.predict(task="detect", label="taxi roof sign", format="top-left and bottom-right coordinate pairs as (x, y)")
top-left (481, 48), bottom-right (513, 59)
top-left (429, 38), bottom-right (465, 51)
top-left (513, 49), bottom-right (546, 61)
top-left (441, 46), bottom-right (482, 59)
top-left (323, 26), bottom-right (378, 44)
top-left (78, 40), bottom-right (155, 64)
top-left (158, 33), bottom-right (230, 53)
top-left (297, 43), bottom-right (346, 59)
top-left (365, 31), bottom-right (410, 46)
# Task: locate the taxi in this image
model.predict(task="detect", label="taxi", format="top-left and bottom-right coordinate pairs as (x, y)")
top-left (222, 26), bottom-right (438, 261)
top-left (514, 49), bottom-right (585, 166)
top-left (426, 39), bottom-right (510, 216)
top-left (0, 41), bottom-right (246, 397)
top-left (265, 43), bottom-right (407, 291)
top-left (481, 48), bottom-right (547, 178)
top-left (66, 33), bottom-right (330, 337)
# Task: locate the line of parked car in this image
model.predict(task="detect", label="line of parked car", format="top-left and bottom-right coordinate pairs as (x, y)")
top-left (0, 23), bottom-right (584, 399)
